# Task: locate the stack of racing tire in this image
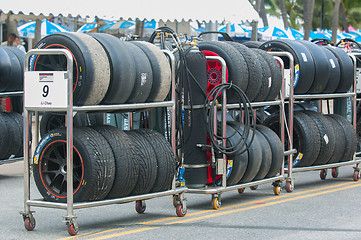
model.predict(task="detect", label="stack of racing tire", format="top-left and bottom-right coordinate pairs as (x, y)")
top-left (31, 32), bottom-right (176, 202)
top-left (264, 111), bottom-right (357, 167)
top-left (206, 121), bottom-right (284, 187)
top-left (198, 41), bottom-right (283, 102)
top-left (0, 46), bottom-right (25, 113)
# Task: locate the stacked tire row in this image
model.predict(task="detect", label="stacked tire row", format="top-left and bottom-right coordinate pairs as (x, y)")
top-left (259, 39), bottom-right (354, 94)
top-left (264, 111), bottom-right (357, 167)
top-left (31, 32), bottom-right (171, 106)
top-left (0, 112), bottom-right (23, 160)
top-left (0, 46), bottom-right (25, 92)
top-left (198, 41), bottom-right (283, 102)
top-left (207, 122), bottom-right (283, 186)
top-left (33, 126), bottom-right (176, 202)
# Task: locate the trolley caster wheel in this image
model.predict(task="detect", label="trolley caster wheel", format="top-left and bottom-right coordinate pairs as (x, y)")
top-left (250, 185), bottom-right (258, 190)
top-left (238, 188), bottom-right (245, 194)
top-left (176, 204), bottom-right (187, 217)
top-left (212, 197), bottom-right (221, 210)
top-left (320, 169), bottom-right (327, 180)
top-left (353, 171), bottom-right (359, 181)
top-left (24, 216), bottom-right (36, 231)
top-left (135, 200), bottom-right (146, 214)
top-left (67, 223), bottom-right (78, 236)
top-left (331, 168), bottom-right (339, 178)
top-left (273, 186), bottom-right (281, 195)
top-left (285, 181), bottom-right (294, 193)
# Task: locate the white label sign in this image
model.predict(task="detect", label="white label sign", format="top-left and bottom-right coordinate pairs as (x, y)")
top-left (24, 71), bottom-right (68, 108)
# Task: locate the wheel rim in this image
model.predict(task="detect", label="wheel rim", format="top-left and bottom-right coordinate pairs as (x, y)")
top-left (202, 51), bottom-right (229, 95)
top-left (39, 140), bottom-right (84, 199)
top-left (45, 115), bottom-right (65, 133)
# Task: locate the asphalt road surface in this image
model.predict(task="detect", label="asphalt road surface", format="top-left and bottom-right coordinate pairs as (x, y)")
top-left (1, 161), bottom-right (361, 240)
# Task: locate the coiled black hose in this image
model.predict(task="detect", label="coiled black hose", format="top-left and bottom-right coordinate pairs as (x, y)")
top-left (204, 83), bottom-right (255, 155)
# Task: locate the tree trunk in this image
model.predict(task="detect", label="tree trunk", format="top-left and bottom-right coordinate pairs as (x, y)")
top-left (303, 0), bottom-right (315, 40)
top-left (331, 0), bottom-right (342, 43)
top-left (339, 2), bottom-right (348, 32)
top-left (278, 0), bottom-right (289, 28)
top-left (134, 19), bottom-right (144, 37)
top-left (259, 0), bottom-right (269, 27)
top-left (34, 19), bottom-right (42, 47)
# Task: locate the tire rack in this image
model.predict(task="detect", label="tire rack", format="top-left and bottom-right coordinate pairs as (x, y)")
top-left (186, 52), bottom-right (296, 209)
top-left (283, 52), bottom-right (361, 193)
top-left (0, 91), bottom-right (24, 165)
top-left (21, 48), bottom-right (188, 236)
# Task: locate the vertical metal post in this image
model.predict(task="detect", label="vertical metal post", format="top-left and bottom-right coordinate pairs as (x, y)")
top-left (23, 109), bottom-right (31, 213)
top-left (221, 58), bottom-right (227, 188)
top-left (65, 51), bottom-right (74, 220)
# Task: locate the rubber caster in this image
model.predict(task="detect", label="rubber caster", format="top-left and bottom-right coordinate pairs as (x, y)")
top-left (67, 223), bottom-right (78, 236)
top-left (238, 188), bottom-right (245, 194)
top-left (135, 200), bottom-right (146, 214)
top-left (212, 197), bottom-right (221, 210)
top-left (353, 171), bottom-right (359, 181)
top-left (331, 168), bottom-right (339, 178)
top-left (285, 181), bottom-right (294, 193)
top-left (273, 186), bottom-right (281, 195)
top-left (24, 216), bottom-right (36, 231)
top-left (176, 204), bottom-right (187, 217)
top-left (250, 185), bottom-right (258, 190)
top-left (320, 169), bottom-right (327, 180)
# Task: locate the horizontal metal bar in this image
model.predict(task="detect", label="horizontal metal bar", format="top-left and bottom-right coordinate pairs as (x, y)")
top-left (27, 187), bottom-right (188, 210)
top-left (286, 159), bottom-right (361, 173)
top-left (293, 92), bottom-right (355, 100)
top-left (187, 176), bottom-right (284, 194)
top-left (226, 100), bottom-right (282, 110)
top-left (0, 157), bottom-right (24, 165)
top-left (0, 91), bottom-right (23, 97)
top-left (284, 149), bottom-right (297, 156)
top-left (25, 101), bottom-right (175, 112)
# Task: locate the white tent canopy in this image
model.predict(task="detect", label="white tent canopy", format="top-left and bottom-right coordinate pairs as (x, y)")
top-left (0, 0), bottom-right (260, 23)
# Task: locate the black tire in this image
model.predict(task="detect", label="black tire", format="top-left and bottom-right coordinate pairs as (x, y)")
top-left (325, 46), bottom-right (354, 93)
top-left (243, 41), bottom-right (262, 48)
top-left (328, 114), bottom-right (357, 162)
top-left (89, 33), bottom-right (136, 104)
top-left (33, 127), bottom-right (116, 202)
top-left (92, 126), bottom-right (139, 198)
top-left (260, 39), bottom-right (315, 94)
top-left (321, 47), bottom-right (341, 93)
top-left (303, 111), bottom-right (336, 165)
top-left (0, 113), bottom-right (18, 159)
top-left (297, 40), bottom-right (329, 93)
top-left (2, 47), bottom-right (23, 91)
top-left (0, 46), bottom-right (12, 91)
top-left (222, 124), bottom-right (249, 186)
top-left (252, 129), bottom-right (272, 181)
top-left (225, 42), bottom-right (262, 101)
top-left (264, 111), bottom-right (321, 167)
top-left (124, 42), bottom-right (153, 103)
top-left (198, 41), bottom-right (249, 102)
top-left (251, 50), bottom-right (272, 102)
top-left (256, 125), bottom-right (283, 178)
top-left (325, 115), bottom-right (347, 164)
top-left (253, 49), bottom-right (283, 101)
top-left (227, 122), bottom-right (262, 183)
top-left (39, 112), bottom-right (104, 138)
top-left (4, 112), bottom-right (23, 157)
top-left (130, 41), bottom-right (171, 102)
top-left (0, 114), bottom-right (9, 160)
top-left (136, 129), bottom-right (176, 192)
top-left (32, 32), bottom-right (110, 105)
top-left (125, 130), bottom-right (158, 195)
top-left (356, 118), bottom-right (361, 153)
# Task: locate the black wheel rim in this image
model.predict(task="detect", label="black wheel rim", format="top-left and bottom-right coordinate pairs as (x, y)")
top-left (40, 140), bottom-right (83, 198)
top-left (45, 115), bottom-right (65, 133)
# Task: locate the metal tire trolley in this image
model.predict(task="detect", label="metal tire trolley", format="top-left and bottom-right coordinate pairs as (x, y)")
top-left (186, 52), bottom-right (296, 209)
top-left (20, 48), bottom-right (187, 236)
